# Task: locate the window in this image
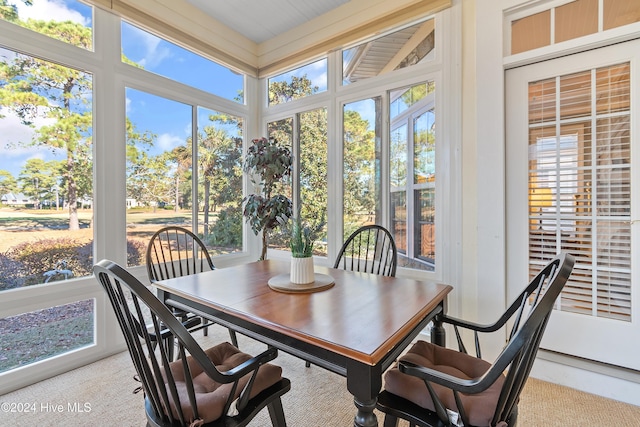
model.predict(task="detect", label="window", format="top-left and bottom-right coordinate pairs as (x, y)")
top-left (0, 46), bottom-right (95, 371)
top-left (1, 2), bottom-right (253, 388)
top-left (0, 49), bottom-right (94, 286)
top-left (298, 107), bottom-right (328, 257)
top-left (390, 82), bottom-right (436, 271)
top-left (125, 89), bottom-right (192, 266)
top-left (343, 18), bottom-right (435, 85)
top-left (341, 82), bottom-right (436, 272)
top-left (267, 108), bottom-right (328, 257)
top-left (0, 300), bottom-right (94, 373)
top-left (196, 107), bottom-right (243, 254)
top-left (268, 58), bottom-right (327, 106)
top-left (267, 18), bottom-right (448, 274)
top-left (0, 0), bottom-right (93, 50)
top-left (509, 0), bottom-right (640, 55)
top-left (343, 98), bottom-right (381, 238)
top-left (125, 90), bottom-right (246, 266)
top-left (121, 21), bottom-right (244, 103)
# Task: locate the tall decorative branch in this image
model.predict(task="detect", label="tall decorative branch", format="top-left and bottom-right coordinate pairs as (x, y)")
top-left (242, 137), bottom-right (293, 260)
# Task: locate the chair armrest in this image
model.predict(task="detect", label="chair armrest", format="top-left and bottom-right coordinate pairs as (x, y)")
top-left (153, 316), bottom-right (202, 340)
top-left (398, 359), bottom-right (504, 395)
top-left (217, 346), bottom-right (279, 380)
top-left (440, 313), bottom-right (509, 334)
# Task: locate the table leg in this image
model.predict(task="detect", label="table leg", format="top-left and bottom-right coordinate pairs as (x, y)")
top-left (430, 312), bottom-right (446, 347)
top-left (353, 397), bottom-right (378, 427)
top-left (347, 360), bottom-right (382, 427)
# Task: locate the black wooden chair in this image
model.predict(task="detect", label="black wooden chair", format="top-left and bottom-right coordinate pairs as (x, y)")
top-left (377, 253), bottom-right (575, 427)
top-left (334, 224), bottom-right (398, 277)
top-left (146, 226), bottom-right (238, 348)
top-left (94, 259), bottom-right (290, 427)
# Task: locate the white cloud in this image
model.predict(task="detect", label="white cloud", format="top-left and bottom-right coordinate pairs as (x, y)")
top-left (0, 113), bottom-right (36, 150)
top-left (16, 0), bottom-right (90, 26)
top-left (156, 133), bottom-right (183, 151)
top-left (0, 111), bottom-right (62, 176)
top-left (126, 24), bottom-right (172, 69)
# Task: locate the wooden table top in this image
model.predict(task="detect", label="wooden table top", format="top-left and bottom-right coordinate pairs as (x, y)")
top-left (154, 259), bottom-right (452, 366)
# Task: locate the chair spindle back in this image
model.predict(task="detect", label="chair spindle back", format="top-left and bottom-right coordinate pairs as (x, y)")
top-left (334, 224), bottom-right (398, 277)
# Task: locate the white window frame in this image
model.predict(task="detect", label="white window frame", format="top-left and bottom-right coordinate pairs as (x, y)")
top-left (259, 9), bottom-right (461, 287)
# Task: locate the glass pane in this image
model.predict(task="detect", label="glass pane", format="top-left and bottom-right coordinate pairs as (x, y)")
top-left (266, 119), bottom-right (293, 252)
top-left (511, 10), bottom-right (550, 54)
top-left (604, 0), bottom-right (640, 30)
top-left (196, 108), bottom-right (243, 254)
top-left (0, 299), bottom-right (94, 373)
top-left (125, 88), bottom-right (192, 267)
top-left (299, 108), bottom-right (328, 257)
top-left (555, 0), bottom-right (598, 43)
top-left (121, 21), bottom-right (244, 103)
top-left (415, 188), bottom-right (435, 262)
top-left (0, 0), bottom-right (93, 51)
top-left (560, 70), bottom-right (591, 120)
top-left (528, 78), bottom-right (556, 125)
top-left (268, 118), bottom-right (293, 147)
top-left (0, 49), bottom-right (94, 288)
top-left (596, 63), bottom-right (631, 114)
top-left (389, 81), bottom-right (435, 272)
top-left (390, 125), bottom-right (408, 189)
top-left (343, 98), bottom-right (381, 237)
top-left (391, 191), bottom-right (407, 254)
top-left (413, 109), bottom-right (435, 184)
top-left (343, 19), bottom-right (435, 85)
top-left (527, 63), bottom-right (631, 321)
top-left (390, 82), bottom-right (432, 120)
top-left (268, 59), bottom-right (327, 106)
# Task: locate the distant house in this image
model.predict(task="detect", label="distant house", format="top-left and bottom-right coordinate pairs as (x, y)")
top-left (1, 192), bottom-right (35, 206)
top-left (126, 198), bottom-right (139, 209)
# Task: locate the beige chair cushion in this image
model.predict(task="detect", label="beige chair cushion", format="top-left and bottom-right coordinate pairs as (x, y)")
top-left (163, 342), bottom-right (282, 424)
top-left (384, 340), bottom-right (505, 427)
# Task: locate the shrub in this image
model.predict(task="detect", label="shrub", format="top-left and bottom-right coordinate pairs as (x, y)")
top-left (205, 205), bottom-right (242, 249)
top-left (127, 239), bottom-right (146, 266)
top-left (0, 237), bottom-right (147, 289)
top-left (0, 253), bottom-right (25, 290)
top-left (2, 238), bottom-right (92, 286)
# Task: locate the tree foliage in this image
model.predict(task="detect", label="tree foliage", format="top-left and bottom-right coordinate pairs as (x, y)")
top-left (0, 169), bottom-right (17, 196)
top-left (0, 16), bottom-right (92, 229)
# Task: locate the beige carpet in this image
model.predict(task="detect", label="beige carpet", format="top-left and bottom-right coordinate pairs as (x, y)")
top-left (2, 327), bottom-right (640, 427)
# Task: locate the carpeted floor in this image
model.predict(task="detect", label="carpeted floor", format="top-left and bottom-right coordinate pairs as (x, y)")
top-left (2, 327), bottom-right (640, 426)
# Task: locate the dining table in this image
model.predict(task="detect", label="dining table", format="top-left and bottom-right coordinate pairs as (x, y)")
top-left (153, 259), bottom-right (452, 427)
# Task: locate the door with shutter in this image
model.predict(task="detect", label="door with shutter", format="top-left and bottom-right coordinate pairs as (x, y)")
top-left (506, 39), bottom-right (640, 370)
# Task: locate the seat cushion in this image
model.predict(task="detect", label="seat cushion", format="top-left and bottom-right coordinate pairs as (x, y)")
top-left (163, 342), bottom-right (283, 424)
top-left (384, 340), bottom-right (505, 427)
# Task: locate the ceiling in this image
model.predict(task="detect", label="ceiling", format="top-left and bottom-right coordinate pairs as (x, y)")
top-left (186, 0), bottom-right (352, 44)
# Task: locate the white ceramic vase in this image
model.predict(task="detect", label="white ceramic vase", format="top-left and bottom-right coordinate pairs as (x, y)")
top-left (290, 256), bottom-right (315, 284)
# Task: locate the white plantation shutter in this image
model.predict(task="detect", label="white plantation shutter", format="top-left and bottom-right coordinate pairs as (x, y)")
top-left (527, 62), bottom-right (631, 321)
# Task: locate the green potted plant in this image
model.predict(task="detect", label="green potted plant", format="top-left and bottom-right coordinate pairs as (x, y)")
top-left (243, 137), bottom-right (293, 260)
top-left (290, 215), bottom-right (315, 258)
top-left (288, 212), bottom-right (325, 284)
top-left (289, 215), bottom-right (314, 284)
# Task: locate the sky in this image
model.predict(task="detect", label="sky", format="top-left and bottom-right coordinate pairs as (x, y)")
top-left (0, 0), bottom-right (355, 183)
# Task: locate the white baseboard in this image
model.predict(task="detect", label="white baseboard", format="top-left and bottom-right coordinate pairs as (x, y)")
top-left (531, 351), bottom-right (640, 407)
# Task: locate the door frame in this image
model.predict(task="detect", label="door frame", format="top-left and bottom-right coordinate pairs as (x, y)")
top-left (505, 39), bottom-right (640, 372)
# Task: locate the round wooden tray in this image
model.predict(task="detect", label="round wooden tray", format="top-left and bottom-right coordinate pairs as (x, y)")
top-left (268, 273), bottom-right (335, 294)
